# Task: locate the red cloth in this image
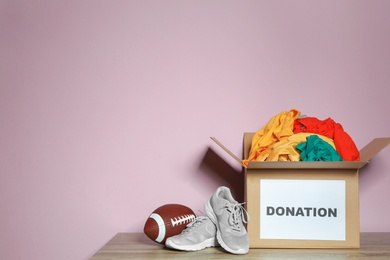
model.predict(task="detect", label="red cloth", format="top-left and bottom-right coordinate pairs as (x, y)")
top-left (293, 117), bottom-right (360, 161)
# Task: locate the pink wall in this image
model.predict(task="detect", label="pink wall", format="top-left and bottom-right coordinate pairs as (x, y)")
top-left (1, 1), bottom-right (389, 259)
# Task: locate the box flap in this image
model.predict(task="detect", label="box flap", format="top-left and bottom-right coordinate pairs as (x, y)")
top-left (359, 137), bottom-right (390, 162)
top-left (210, 137), bottom-right (243, 166)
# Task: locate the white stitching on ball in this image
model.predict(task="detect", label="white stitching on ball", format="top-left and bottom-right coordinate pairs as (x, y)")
top-left (171, 214), bottom-right (196, 227)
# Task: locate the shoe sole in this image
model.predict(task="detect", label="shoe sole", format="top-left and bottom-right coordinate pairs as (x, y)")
top-left (205, 199), bottom-right (248, 255)
top-left (165, 236), bottom-right (218, 251)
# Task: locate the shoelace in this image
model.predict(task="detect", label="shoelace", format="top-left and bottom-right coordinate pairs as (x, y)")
top-left (225, 203), bottom-right (250, 231)
top-left (182, 216), bottom-right (207, 233)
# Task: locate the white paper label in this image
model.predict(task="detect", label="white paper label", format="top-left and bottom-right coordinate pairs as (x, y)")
top-left (260, 179), bottom-right (346, 241)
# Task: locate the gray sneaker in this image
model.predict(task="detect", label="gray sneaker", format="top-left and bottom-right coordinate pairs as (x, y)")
top-left (204, 186), bottom-right (250, 254)
top-left (165, 216), bottom-right (219, 251)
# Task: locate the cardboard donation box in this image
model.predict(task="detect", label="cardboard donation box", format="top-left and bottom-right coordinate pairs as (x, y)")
top-left (212, 134), bottom-right (390, 249)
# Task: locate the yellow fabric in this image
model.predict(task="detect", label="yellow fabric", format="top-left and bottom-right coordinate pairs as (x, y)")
top-left (266, 133), bottom-right (336, 161)
top-left (242, 109), bottom-right (301, 166)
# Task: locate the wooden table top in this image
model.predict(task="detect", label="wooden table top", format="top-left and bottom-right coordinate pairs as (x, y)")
top-left (90, 232), bottom-right (390, 259)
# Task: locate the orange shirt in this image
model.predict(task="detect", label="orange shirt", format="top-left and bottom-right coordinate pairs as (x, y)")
top-left (266, 133), bottom-right (336, 161)
top-left (242, 109), bottom-right (301, 166)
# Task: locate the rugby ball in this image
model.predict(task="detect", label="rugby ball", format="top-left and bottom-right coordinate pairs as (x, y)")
top-left (143, 204), bottom-right (196, 245)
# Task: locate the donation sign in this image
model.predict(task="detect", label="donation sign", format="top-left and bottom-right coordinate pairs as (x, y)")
top-left (260, 179), bottom-right (346, 241)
